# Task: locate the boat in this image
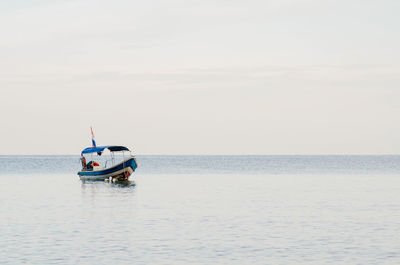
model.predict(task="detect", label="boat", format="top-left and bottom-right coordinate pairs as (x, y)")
top-left (78, 145), bottom-right (138, 182)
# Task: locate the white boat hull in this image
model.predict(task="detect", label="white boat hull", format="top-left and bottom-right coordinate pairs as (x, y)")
top-left (79, 167), bottom-right (133, 181)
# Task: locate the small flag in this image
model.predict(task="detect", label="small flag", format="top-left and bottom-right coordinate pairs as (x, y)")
top-left (91, 126), bottom-right (96, 147)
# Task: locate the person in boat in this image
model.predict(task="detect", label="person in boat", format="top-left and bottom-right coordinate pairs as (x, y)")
top-left (81, 155), bottom-right (100, 170)
top-left (86, 160), bottom-right (100, 170)
top-left (80, 155), bottom-right (87, 169)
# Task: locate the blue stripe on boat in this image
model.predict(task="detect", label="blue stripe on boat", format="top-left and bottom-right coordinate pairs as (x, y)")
top-left (78, 157), bottom-right (137, 176)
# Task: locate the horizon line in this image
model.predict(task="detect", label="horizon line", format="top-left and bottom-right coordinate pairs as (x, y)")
top-left (0, 154), bottom-right (399, 156)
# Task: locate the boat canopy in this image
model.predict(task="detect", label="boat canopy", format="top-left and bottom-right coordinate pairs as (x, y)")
top-left (81, 145), bottom-right (130, 155)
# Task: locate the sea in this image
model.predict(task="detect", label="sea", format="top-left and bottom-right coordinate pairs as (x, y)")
top-left (1, 155), bottom-right (400, 264)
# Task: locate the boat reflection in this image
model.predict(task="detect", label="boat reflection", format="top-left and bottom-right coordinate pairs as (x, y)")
top-left (81, 179), bottom-right (136, 189)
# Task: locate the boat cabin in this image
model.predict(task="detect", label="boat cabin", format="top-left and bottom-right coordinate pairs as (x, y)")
top-left (80, 145), bottom-right (132, 171)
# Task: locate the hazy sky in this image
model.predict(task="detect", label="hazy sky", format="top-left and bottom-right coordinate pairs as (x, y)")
top-left (1, 0), bottom-right (399, 154)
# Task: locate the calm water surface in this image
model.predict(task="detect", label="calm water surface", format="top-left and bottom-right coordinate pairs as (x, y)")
top-left (1, 155), bottom-right (400, 264)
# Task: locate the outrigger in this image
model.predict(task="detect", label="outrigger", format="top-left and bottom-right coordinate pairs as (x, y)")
top-left (78, 145), bottom-right (138, 182)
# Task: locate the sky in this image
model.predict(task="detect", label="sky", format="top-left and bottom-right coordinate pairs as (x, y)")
top-left (1, 0), bottom-right (399, 155)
